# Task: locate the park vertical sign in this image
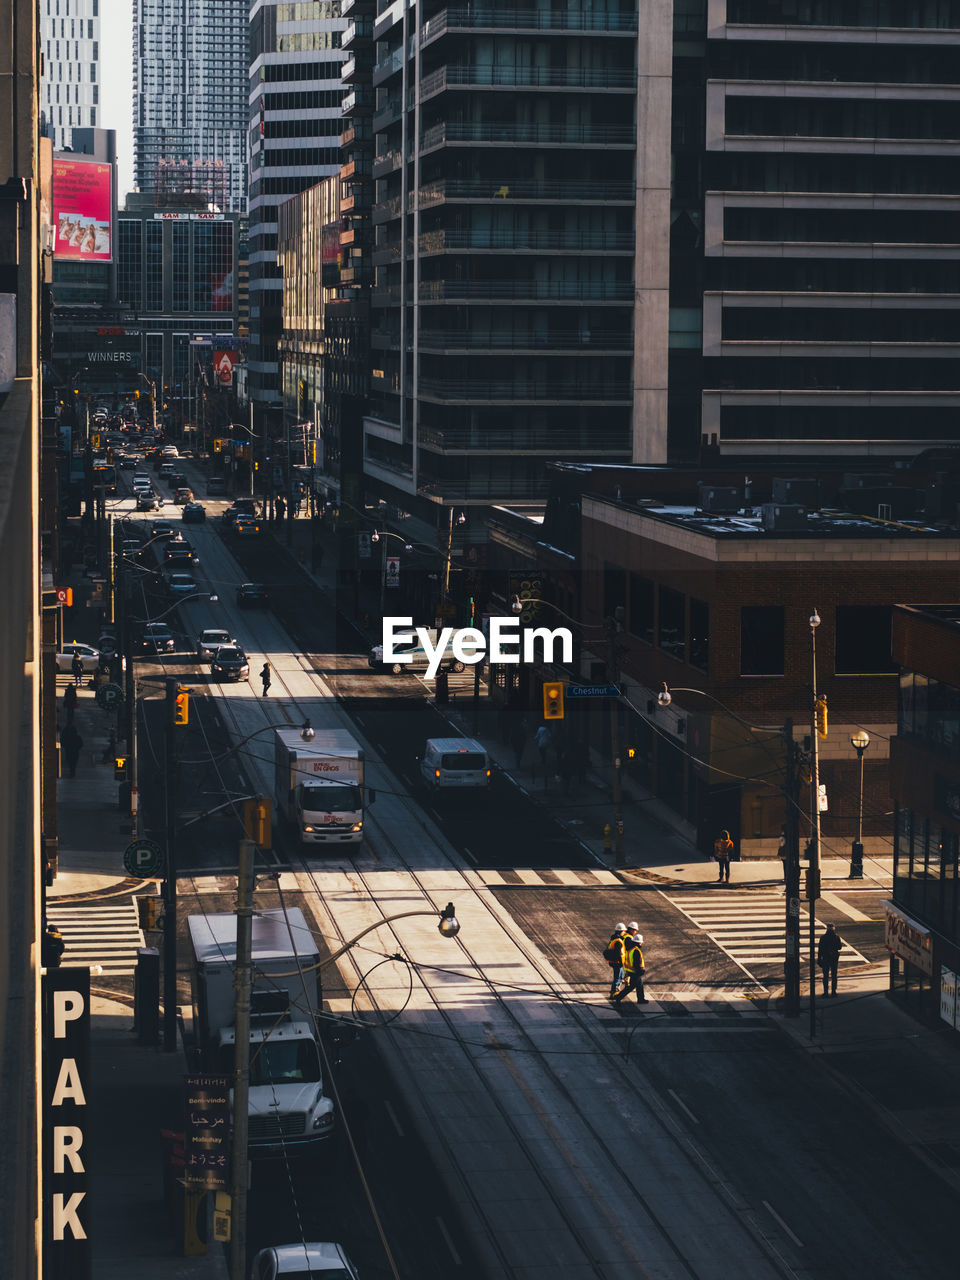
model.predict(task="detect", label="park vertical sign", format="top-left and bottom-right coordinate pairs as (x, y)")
top-left (42, 967), bottom-right (91, 1280)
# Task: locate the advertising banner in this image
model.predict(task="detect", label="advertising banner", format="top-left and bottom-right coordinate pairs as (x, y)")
top-left (883, 900), bottom-right (934, 976)
top-left (53, 158), bottom-right (112, 261)
top-left (940, 966), bottom-right (957, 1028)
top-left (213, 351), bottom-right (237, 386)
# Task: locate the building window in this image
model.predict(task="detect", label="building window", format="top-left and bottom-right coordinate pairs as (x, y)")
top-left (689, 597), bottom-right (709, 672)
top-left (658, 586), bottom-right (685, 660)
top-left (628, 574), bottom-right (654, 644)
top-left (835, 606), bottom-right (896, 674)
top-left (740, 606), bottom-right (784, 676)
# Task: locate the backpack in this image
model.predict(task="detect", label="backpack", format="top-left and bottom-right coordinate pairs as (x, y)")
top-left (602, 939), bottom-right (621, 965)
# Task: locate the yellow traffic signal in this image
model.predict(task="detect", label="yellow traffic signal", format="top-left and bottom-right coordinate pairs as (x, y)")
top-left (137, 895), bottom-right (159, 930)
top-left (174, 689), bottom-right (189, 725)
top-left (114, 755), bottom-right (128, 781)
top-left (243, 797), bottom-right (273, 848)
top-left (543, 681), bottom-right (564, 720)
top-left (816, 696), bottom-right (828, 738)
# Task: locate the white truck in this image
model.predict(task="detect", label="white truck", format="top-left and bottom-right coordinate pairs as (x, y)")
top-left (187, 908), bottom-right (335, 1156)
top-left (273, 728), bottom-right (369, 846)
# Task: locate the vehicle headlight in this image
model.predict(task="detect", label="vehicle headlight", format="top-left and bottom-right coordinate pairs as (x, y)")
top-left (302, 825), bottom-right (315, 833)
top-left (312, 1109), bottom-right (334, 1130)
top-left (351, 823), bottom-right (363, 832)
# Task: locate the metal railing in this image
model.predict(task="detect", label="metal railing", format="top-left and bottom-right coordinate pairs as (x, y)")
top-left (416, 178), bottom-right (636, 206)
top-left (418, 228), bottom-right (633, 253)
top-left (420, 120), bottom-right (635, 148)
top-left (417, 328), bottom-right (632, 349)
top-left (419, 63), bottom-right (637, 98)
top-left (418, 279), bottom-right (635, 301)
top-left (419, 424), bottom-right (629, 452)
top-left (421, 7), bottom-right (639, 41)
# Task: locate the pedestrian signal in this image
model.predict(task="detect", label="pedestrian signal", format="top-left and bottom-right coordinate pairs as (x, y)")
top-left (243, 797), bottom-right (273, 848)
top-left (816, 696), bottom-right (828, 738)
top-left (543, 681), bottom-right (564, 720)
top-left (137, 895), bottom-right (160, 930)
top-left (114, 755), bottom-right (128, 781)
top-left (174, 689), bottom-right (189, 725)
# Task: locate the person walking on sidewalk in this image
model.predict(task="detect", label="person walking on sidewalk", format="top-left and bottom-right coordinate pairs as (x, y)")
top-left (71, 652), bottom-right (84, 688)
top-left (62, 682), bottom-right (78, 724)
top-left (260, 662), bottom-right (272, 697)
top-left (60, 723), bottom-right (83, 778)
top-left (535, 724), bottom-right (552, 769)
top-left (817, 923), bottom-right (843, 997)
top-left (714, 828), bottom-right (734, 883)
top-left (613, 924), bottom-right (647, 1004)
top-left (604, 924), bottom-right (627, 999)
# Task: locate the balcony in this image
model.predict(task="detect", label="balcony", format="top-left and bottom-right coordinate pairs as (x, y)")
top-left (373, 46), bottom-right (405, 88)
top-left (341, 186), bottom-right (373, 215)
top-left (418, 424), bottom-right (629, 454)
top-left (416, 378), bottom-right (632, 404)
top-left (417, 279), bottom-right (635, 302)
top-left (416, 178), bottom-right (635, 208)
top-left (416, 472), bottom-right (554, 502)
top-left (341, 86), bottom-right (375, 116)
top-left (419, 63), bottom-right (637, 100)
top-left (419, 8), bottom-right (639, 46)
top-left (418, 228), bottom-right (633, 255)
top-left (372, 94), bottom-right (403, 131)
top-left (420, 120), bottom-right (635, 150)
top-left (416, 328), bottom-right (632, 351)
top-left (341, 157), bottom-right (372, 181)
top-left (372, 146), bottom-right (404, 178)
top-left (342, 17), bottom-right (373, 47)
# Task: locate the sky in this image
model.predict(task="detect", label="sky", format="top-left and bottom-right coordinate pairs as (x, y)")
top-left (99, 0), bottom-right (134, 201)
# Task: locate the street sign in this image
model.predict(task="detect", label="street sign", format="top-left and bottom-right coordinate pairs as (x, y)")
top-left (566, 684), bottom-right (621, 699)
top-left (95, 681), bottom-right (124, 710)
top-left (123, 838), bottom-right (163, 878)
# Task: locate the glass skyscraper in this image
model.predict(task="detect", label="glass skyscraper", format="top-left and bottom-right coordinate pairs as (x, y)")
top-left (132, 0), bottom-right (249, 213)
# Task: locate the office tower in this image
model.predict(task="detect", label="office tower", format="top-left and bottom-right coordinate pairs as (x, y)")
top-left (700, 3), bottom-right (960, 461)
top-left (40, 0), bottom-right (101, 150)
top-left (247, 0), bottom-right (346, 409)
top-left (365, 2), bottom-right (643, 516)
top-left (132, 0), bottom-right (249, 212)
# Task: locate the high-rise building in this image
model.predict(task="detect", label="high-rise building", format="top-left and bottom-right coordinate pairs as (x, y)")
top-left (247, 0), bottom-right (346, 409)
top-left (40, 0), bottom-right (101, 150)
top-left (132, 0), bottom-right (249, 213)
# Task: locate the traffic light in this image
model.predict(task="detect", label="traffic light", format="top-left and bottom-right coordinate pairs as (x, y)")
top-left (137, 895), bottom-right (160, 930)
top-left (543, 681), bottom-right (564, 720)
top-left (114, 755), bottom-right (127, 781)
top-left (815, 696), bottom-right (828, 738)
top-left (174, 688), bottom-right (189, 725)
top-left (243, 797), bottom-right (273, 848)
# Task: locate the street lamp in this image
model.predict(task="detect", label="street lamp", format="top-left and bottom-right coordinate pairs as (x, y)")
top-left (808, 608), bottom-right (822, 1038)
top-left (849, 729), bottom-right (869, 879)
top-left (443, 509), bottom-right (466, 607)
top-left (370, 529), bottom-right (414, 616)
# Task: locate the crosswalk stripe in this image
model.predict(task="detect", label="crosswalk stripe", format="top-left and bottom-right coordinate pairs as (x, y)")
top-left (47, 897), bottom-right (145, 975)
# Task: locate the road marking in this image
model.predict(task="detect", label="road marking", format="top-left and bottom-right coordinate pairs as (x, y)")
top-left (821, 891), bottom-right (873, 922)
top-left (383, 1100), bottom-right (405, 1138)
top-left (461, 846), bottom-right (477, 867)
top-left (667, 1089), bottom-right (700, 1125)
top-left (435, 1216), bottom-right (462, 1267)
top-left (514, 868), bottom-right (544, 885)
top-left (763, 1200), bottom-right (804, 1248)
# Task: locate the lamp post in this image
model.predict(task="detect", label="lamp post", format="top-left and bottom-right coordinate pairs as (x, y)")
top-left (442, 508), bottom-right (466, 610)
top-left (808, 609), bottom-right (822, 1039)
top-left (850, 729), bottom-right (869, 879)
top-left (370, 529), bottom-right (413, 618)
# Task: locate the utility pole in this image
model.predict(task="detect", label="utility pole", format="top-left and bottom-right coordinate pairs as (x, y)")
top-left (162, 677), bottom-right (179, 1051)
top-left (782, 717), bottom-right (801, 1017)
top-left (228, 837), bottom-right (256, 1280)
top-left (808, 610), bottom-right (823, 1039)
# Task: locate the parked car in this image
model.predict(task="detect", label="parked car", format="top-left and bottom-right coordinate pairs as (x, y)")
top-left (174, 487), bottom-right (194, 506)
top-left (139, 622), bottom-right (176, 654)
top-left (136, 491), bottom-right (158, 511)
top-left (233, 514), bottom-right (261, 537)
top-left (236, 582), bottom-right (270, 609)
top-left (196, 628), bottom-right (234, 660)
top-left (165, 571), bottom-right (199, 598)
top-left (248, 1243), bottom-right (359, 1280)
top-left (181, 502), bottom-right (206, 524)
top-left (210, 645), bottom-right (250, 682)
top-left (55, 641), bottom-right (100, 674)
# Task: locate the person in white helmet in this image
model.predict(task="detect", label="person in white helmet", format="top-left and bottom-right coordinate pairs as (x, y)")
top-left (613, 922), bottom-right (647, 1005)
top-left (603, 923), bottom-right (627, 998)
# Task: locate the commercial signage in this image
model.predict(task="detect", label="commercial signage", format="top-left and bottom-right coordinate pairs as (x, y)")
top-left (940, 966), bottom-right (957, 1028)
top-left (567, 684), bottom-right (622, 699)
top-left (213, 350), bottom-right (237, 387)
top-left (42, 967), bottom-right (91, 1279)
top-left (183, 1074), bottom-right (231, 1189)
top-left (153, 211), bottom-right (225, 221)
top-left (883, 900), bottom-right (934, 976)
top-left (385, 557), bottom-right (401, 589)
top-left (53, 157), bottom-right (112, 262)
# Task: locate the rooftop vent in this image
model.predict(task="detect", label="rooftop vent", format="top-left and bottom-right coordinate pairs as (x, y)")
top-left (761, 503), bottom-right (808, 532)
top-left (697, 484), bottom-right (740, 514)
top-left (772, 477), bottom-right (821, 510)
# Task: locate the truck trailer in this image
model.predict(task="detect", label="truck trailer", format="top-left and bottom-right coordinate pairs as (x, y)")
top-left (187, 908), bottom-right (335, 1155)
top-left (273, 727), bottom-right (369, 846)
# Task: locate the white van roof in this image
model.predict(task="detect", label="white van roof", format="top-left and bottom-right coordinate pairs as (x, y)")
top-left (425, 738), bottom-right (487, 755)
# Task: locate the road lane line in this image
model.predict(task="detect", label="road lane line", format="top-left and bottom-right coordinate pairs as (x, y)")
top-left (763, 1200), bottom-right (804, 1248)
top-left (435, 1216), bottom-right (462, 1266)
top-left (461, 846), bottom-right (478, 867)
top-left (383, 1100), bottom-right (405, 1137)
top-left (667, 1089), bottom-right (700, 1125)
top-left (821, 890), bottom-right (872, 921)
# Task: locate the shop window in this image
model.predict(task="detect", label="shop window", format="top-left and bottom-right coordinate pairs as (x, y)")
top-left (740, 606), bottom-right (784, 676)
top-left (689, 597), bottom-right (709, 672)
top-left (835, 605), bottom-right (896, 674)
top-left (658, 586), bottom-right (685, 660)
top-left (628, 574), bottom-right (654, 644)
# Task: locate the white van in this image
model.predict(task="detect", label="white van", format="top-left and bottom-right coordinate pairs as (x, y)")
top-left (419, 738), bottom-right (492, 791)
top-left (369, 628), bottom-right (480, 676)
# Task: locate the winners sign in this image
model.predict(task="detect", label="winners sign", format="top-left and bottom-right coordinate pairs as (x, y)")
top-left (43, 967), bottom-right (91, 1279)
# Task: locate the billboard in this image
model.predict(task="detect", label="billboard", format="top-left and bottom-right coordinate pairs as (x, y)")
top-left (52, 158), bottom-right (112, 262)
top-left (213, 351), bottom-right (237, 387)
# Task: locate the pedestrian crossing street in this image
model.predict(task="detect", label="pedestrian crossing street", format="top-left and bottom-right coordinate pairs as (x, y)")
top-left (46, 896), bottom-right (145, 977)
top-left (662, 887), bottom-right (869, 975)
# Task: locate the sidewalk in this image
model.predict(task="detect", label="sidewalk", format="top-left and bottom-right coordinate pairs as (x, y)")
top-left (50, 660), bottom-right (228, 1279)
